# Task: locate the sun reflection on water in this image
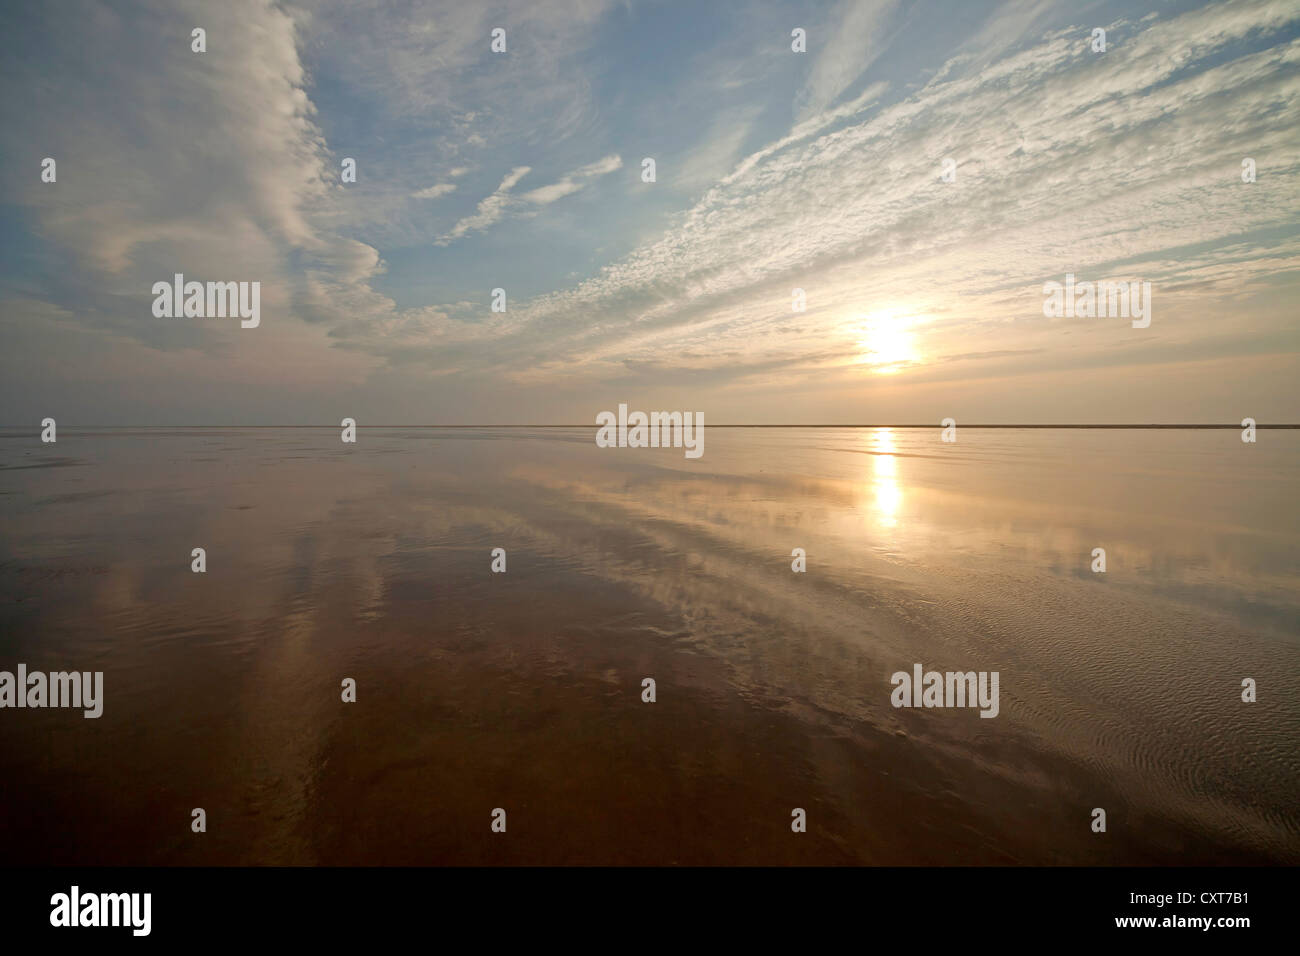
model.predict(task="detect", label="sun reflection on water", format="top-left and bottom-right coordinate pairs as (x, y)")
top-left (870, 428), bottom-right (902, 528)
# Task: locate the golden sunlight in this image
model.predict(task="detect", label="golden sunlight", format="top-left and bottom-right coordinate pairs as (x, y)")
top-left (856, 309), bottom-right (919, 374)
top-left (869, 427), bottom-right (902, 527)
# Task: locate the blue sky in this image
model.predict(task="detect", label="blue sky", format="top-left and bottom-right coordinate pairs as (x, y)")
top-left (1, 0), bottom-right (1297, 423)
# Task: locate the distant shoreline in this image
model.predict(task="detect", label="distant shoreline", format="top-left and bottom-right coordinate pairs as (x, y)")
top-left (3, 424), bottom-right (1298, 430)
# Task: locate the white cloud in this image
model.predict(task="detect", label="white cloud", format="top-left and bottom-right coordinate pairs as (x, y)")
top-left (436, 166), bottom-right (532, 245)
top-left (3, 0), bottom-right (330, 278)
top-left (438, 155), bottom-right (621, 243)
top-left (412, 183), bottom-right (457, 199)
top-left (384, 0), bottom-right (1300, 392)
top-left (5, 0), bottom-right (1298, 423)
top-left (796, 0), bottom-right (902, 119)
top-left (519, 154), bottom-right (622, 205)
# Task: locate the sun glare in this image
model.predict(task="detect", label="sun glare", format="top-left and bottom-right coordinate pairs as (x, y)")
top-left (869, 428), bottom-right (902, 528)
top-left (856, 309), bottom-right (919, 374)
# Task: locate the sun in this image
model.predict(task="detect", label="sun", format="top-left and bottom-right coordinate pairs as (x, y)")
top-left (855, 309), bottom-right (919, 374)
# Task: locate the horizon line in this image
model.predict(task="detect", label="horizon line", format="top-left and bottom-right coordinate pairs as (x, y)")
top-left (5, 424), bottom-right (1298, 430)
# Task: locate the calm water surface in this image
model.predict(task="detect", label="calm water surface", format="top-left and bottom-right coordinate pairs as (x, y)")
top-left (0, 427), bottom-right (1296, 864)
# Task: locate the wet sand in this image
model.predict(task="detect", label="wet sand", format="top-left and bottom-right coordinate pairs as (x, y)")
top-left (0, 427), bottom-right (1296, 864)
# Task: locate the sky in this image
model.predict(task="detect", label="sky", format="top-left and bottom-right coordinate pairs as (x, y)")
top-left (0, 0), bottom-right (1297, 424)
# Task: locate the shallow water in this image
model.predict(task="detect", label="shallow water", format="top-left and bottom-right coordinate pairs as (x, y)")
top-left (0, 426), bottom-right (1296, 864)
